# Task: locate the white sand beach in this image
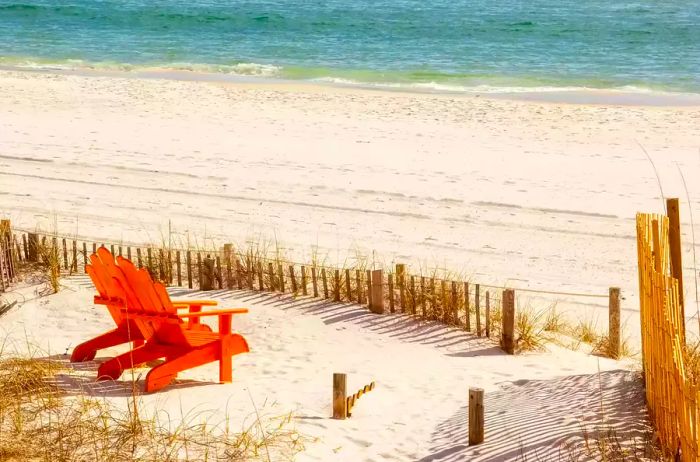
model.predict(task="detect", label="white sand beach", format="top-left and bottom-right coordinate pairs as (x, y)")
top-left (0, 276), bottom-right (648, 461)
top-left (1, 69), bottom-right (699, 341)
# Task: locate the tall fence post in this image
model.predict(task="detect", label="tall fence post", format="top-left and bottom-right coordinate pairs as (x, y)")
top-left (333, 373), bottom-right (347, 419)
top-left (370, 269), bottom-right (384, 314)
top-left (502, 289), bottom-right (515, 354)
top-left (609, 287), bottom-right (621, 359)
top-left (667, 198), bottom-right (685, 342)
top-left (469, 388), bottom-right (484, 445)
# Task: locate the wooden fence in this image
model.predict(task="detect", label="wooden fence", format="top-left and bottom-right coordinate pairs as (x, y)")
top-left (637, 212), bottom-right (699, 460)
top-left (10, 227), bottom-right (505, 340)
top-left (0, 220), bottom-right (17, 292)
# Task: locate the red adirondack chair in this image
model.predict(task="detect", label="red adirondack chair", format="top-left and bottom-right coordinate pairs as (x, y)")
top-left (71, 247), bottom-right (216, 362)
top-left (96, 256), bottom-right (249, 392)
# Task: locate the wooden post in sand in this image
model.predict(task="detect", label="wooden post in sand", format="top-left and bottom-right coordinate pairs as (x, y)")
top-left (396, 264), bottom-right (406, 312)
top-left (366, 270), bottom-right (372, 307)
top-left (502, 289), bottom-right (515, 354)
top-left (290, 265), bottom-right (297, 293)
top-left (475, 284), bottom-right (481, 337)
top-left (388, 274), bottom-right (395, 313)
top-left (370, 269), bottom-right (384, 314)
top-left (485, 291), bottom-right (490, 338)
top-left (464, 282), bottom-right (471, 331)
top-left (176, 250), bottom-right (182, 286)
top-left (186, 250), bottom-right (192, 289)
top-left (62, 238), bottom-right (68, 270)
top-left (322, 268), bottom-right (329, 299)
top-left (609, 287), bottom-right (621, 359)
top-left (223, 244), bottom-right (233, 289)
top-left (201, 255), bottom-right (215, 291)
top-left (301, 266), bottom-right (308, 296)
top-left (278, 264), bottom-right (285, 292)
top-left (469, 388), bottom-right (484, 445)
top-left (312, 267), bottom-right (319, 297)
top-left (71, 240), bottom-right (77, 272)
top-left (137, 248), bottom-right (143, 268)
top-left (356, 269), bottom-right (363, 304)
top-left (332, 373), bottom-right (347, 419)
top-left (334, 269), bottom-right (341, 302)
top-left (667, 198), bottom-right (685, 342)
top-left (345, 269), bottom-right (352, 301)
top-left (452, 281), bottom-right (458, 325)
top-left (82, 242), bottom-right (87, 272)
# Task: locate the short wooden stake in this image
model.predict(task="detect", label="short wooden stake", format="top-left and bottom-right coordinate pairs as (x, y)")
top-left (118, 246), bottom-right (123, 257)
top-left (475, 284), bottom-right (481, 336)
top-left (268, 263), bottom-right (275, 291)
top-left (485, 291), bottom-right (490, 338)
top-left (110, 244), bottom-right (115, 258)
top-left (451, 281), bottom-right (458, 325)
top-left (278, 264), bottom-right (285, 292)
top-left (312, 266), bottom-right (319, 297)
top-left (322, 268), bottom-right (329, 298)
top-left (397, 264), bottom-right (406, 312)
top-left (197, 253), bottom-right (203, 289)
top-left (127, 247), bottom-right (132, 261)
top-left (420, 276), bottom-right (426, 318)
top-left (159, 249), bottom-right (166, 281)
top-left (356, 269), bottom-right (363, 304)
top-left (430, 278), bottom-right (436, 319)
top-left (334, 269), bottom-right (341, 301)
top-left (609, 287), bottom-right (621, 359)
top-left (366, 270), bottom-right (372, 307)
top-left (388, 274), bottom-right (395, 313)
top-left (345, 268), bottom-right (352, 301)
top-left (82, 242), bottom-right (87, 272)
top-left (62, 239), bottom-right (68, 270)
top-left (370, 269), bottom-right (384, 314)
top-left (441, 280), bottom-right (448, 323)
top-left (137, 248), bottom-right (143, 268)
top-left (333, 373), bottom-right (347, 419)
top-left (186, 250), bottom-right (193, 289)
top-left (257, 262), bottom-right (264, 290)
top-left (290, 265), bottom-right (297, 293)
top-left (176, 251), bottom-right (182, 286)
top-left (147, 248), bottom-right (153, 271)
top-left (502, 289), bottom-right (515, 354)
top-left (71, 240), bottom-right (77, 272)
top-left (301, 266), bottom-right (308, 295)
top-left (22, 233), bottom-right (29, 261)
top-left (410, 275), bottom-right (416, 315)
top-left (465, 282), bottom-right (471, 331)
top-left (469, 388), bottom-right (484, 445)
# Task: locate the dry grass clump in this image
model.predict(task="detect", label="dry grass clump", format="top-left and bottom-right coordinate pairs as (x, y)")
top-left (683, 340), bottom-right (700, 385)
top-left (0, 348), bottom-right (307, 462)
top-left (515, 306), bottom-right (549, 352)
top-left (36, 238), bottom-right (61, 294)
top-left (547, 424), bottom-right (662, 462)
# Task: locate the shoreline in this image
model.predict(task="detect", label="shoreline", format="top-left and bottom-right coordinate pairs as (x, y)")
top-left (3, 64), bottom-right (700, 107)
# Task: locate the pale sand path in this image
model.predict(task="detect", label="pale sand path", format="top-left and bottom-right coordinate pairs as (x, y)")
top-left (0, 277), bottom-right (649, 461)
top-left (1, 69), bottom-right (700, 342)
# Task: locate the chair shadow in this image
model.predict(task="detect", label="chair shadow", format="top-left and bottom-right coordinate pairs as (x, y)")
top-left (416, 369), bottom-right (652, 462)
top-left (39, 353), bottom-right (216, 397)
top-left (165, 286), bottom-right (504, 358)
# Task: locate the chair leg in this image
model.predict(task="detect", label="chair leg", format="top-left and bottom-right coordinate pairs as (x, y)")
top-left (145, 344), bottom-right (219, 392)
top-left (97, 342), bottom-right (170, 380)
top-left (71, 327), bottom-right (142, 362)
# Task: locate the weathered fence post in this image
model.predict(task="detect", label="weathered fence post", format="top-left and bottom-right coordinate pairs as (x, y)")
top-left (502, 289), bottom-right (515, 354)
top-left (301, 266), bottom-right (308, 296)
top-left (257, 262), bottom-right (264, 290)
top-left (465, 282), bottom-right (471, 331)
top-left (356, 269), bottom-right (363, 304)
top-left (366, 270), bottom-right (372, 307)
top-left (82, 242), bottom-right (87, 272)
top-left (322, 268), bottom-right (329, 298)
top-left (312, 267), bottom-right (319, 297)
top-left (485, 291), bottom-right (490, 337)
top-left (370, 269), bottom-right (384, 314)
top-left (410, 275), bottom-right (417, 315)
top-left (388, 274), bottom-right (395, 313)
top-left (290, 265), bottom-right (297, 293)
top-left (452, 281), bottom-right (458, 325)
top-left (666, 198), bottom-right (685, 342)
top-left (475, 284), bottom-right (481, 336)
top-left (469, 388), bottom-right (484, 445)
top-left (420, 276), bottom-right (426, 318)
top-left (334, 269), bottom-right (341, 301)
top-left (396, 264), bottom-right (406, 312)
top-left (176, 250), bottom-right (182, 286)
top-left (278, 264), bottom-right (285, 292)
top-left (27, 233), bottom-right (39, 263)
top-left (137, 248), bottom-right (143, 268)
top-left (62, 238), bottom-right (68, 270)
top-left (186, 250), bottom-right (193, 289)
top-left (201, 255), bottom-right (215, 291)
top-left (609, 287), bottom-right (621, 359)
top-left (333, 373), bottom-right (347, 420)
top-left (72, 240), bottom-right (77, 272)
top-left (268, 263), bottom-right (276, 291)
top-left (223, 244), bottom-right (232, 289)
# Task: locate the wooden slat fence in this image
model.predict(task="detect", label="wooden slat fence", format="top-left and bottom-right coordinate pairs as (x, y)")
top-left (10, 229), bottom-right (503, 337)
top-left (637, 212), bottom-right (699, 460)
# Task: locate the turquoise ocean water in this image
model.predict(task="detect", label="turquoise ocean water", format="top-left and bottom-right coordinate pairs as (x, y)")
top-left (1, 0), bottom-right (699, 93)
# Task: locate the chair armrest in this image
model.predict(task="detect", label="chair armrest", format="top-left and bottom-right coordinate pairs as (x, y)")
top-left (178, 308), bottom-right (248, 318)
top-left (172, 300), bottom-right (218, 307)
